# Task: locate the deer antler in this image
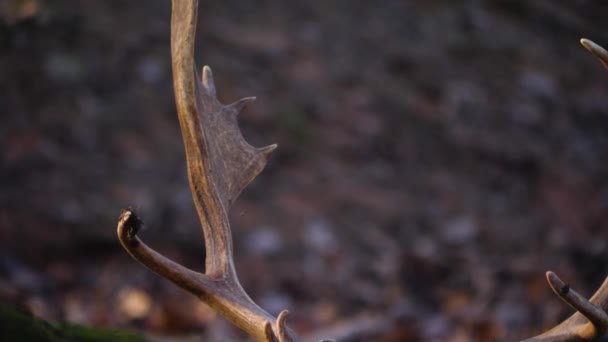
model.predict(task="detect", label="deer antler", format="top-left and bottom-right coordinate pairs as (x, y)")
top-left (521, 272), bottom-right (608, 341)
top-left (116, 1), bottom-right (295, 341)
top-left (115, 2), bottom-right (608, 340)
top-left (581, 38), bottom-right (608, 70)
top-left (522, 38), bottom-right (608, 342)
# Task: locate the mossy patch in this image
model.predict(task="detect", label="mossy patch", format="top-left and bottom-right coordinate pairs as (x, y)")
top-left (0, 302), bottom-right (146, 342)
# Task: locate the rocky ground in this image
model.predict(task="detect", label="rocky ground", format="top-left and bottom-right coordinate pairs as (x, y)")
top-left (1, 1), bottom-right (608, 341)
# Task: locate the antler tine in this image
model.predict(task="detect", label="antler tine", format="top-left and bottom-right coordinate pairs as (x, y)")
top-left (546, 272), bottom-right (608, 330)
top-left (581, 38), bottom-right (608, 70)
top-left (116, 0), bottom-right (297, 341)
top-left (117, 3), bottom-right (608, 341)
top-left (201, 65), bottom-right (216, 97)
top-left (521, 273), bottom-right (608, 342)
top-left (117, 209), bottom-right (213, 297)
top-left (521, 39), bottom-right (608, 342)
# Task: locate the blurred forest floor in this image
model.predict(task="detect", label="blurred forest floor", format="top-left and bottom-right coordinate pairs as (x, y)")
top-left (1, 1), bottom-right (608, 341)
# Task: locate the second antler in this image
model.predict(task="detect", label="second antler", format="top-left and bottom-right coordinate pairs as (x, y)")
top-left (522, 39), bottom-right (608, 342)
top-left (116, 1), bottom-right (295, 341)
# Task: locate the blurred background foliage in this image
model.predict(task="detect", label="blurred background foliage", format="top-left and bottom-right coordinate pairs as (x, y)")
top-left (1, 0), bottom-right (608, 341)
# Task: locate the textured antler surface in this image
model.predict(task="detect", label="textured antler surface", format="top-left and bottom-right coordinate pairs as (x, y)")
top-left (117, 1), bottom-right (295, 341)
top-left (522, 38), bottom-right (608, 342)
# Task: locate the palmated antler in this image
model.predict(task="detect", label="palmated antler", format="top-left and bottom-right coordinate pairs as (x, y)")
top-left (522, 39), bottom-right (608, 342)
top-left (116, 1), bottom-right (296, 341)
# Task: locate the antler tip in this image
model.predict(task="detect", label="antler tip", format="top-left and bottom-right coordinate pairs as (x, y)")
top-left (580, 38), bottom-right (599, 54)
top-left (546, 271), bottom-right (569, 295)
top-left (118, 207), bottom-right (133, 224)
top-left (260, 144), bottom-right (278, 158)
top-left (277, 309), bottom-right (289, 323)
top-left (276, 310), bottom-right (292, 342)
top-left (202, 65), bottom-right (216, 95)
top-left (117, 207), bottom-right (144, 248)
top-left (580, 38), bottom-right (608, 69)
top-left (264, 320), bottom-right (277, 342)
top-left (229, 96), bottom-right (257, 112)
top-left (580, 38), bottom-right (598, 50)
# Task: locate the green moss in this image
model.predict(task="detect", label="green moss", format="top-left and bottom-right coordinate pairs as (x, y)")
top-left (0, 302), bottom-right (146, 342)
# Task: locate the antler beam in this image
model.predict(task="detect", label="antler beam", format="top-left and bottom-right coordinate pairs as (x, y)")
top-left (117, 1), bottom-right (295, 341)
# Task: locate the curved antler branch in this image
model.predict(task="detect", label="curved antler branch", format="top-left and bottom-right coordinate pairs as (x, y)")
top-left (117, 209), bottom-right (291, 342)
top-left (117, 209), bottom-right (213, 296)
top-left (116, 1), bottom-right (295, 341)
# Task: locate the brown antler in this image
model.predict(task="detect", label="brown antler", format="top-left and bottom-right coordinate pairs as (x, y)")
top-left (522, 38), bottom-right (608, 342)
top-left (521, 272), bottom-right (608, 341)
top-left (115, 2), bottom-right (608, 340)
top-left (116, 1), bottom-right (295, 341)
top-left (581, 38), bottom-right (608, 70)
